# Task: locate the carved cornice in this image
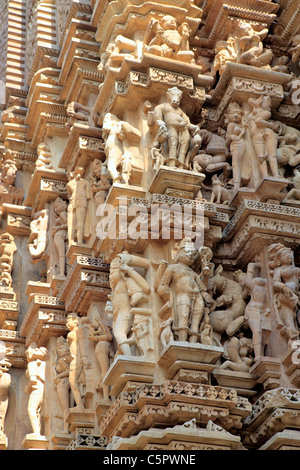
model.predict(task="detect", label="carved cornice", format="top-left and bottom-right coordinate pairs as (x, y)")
top-left (57, 255), bottom-right (110, 312)
top-left (20, 294), bottom-right (66, 346)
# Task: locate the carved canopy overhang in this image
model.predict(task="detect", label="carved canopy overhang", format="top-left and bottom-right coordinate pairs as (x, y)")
top-left (95, 54), bottom-right (213, 122)
top-left (244, 388), bottom-right (300, 447)
top-left (24, 168), bottom-right (68, 213)
top-left (0, 329), bottom-right (26, 368)
top-left (58, 123), bottom-right (104, 172)
top-left (99, 379), bottom-right (251, 439)
top-left (25, 68), bottom-right (62, 112)
top-left (209, 62), bottom-right (293, 123)
top-left (96, 0), bottom-right (203, 53)
top-left (25, 100), bottom-right (68, 145)
top-left (57, 0), bottom-right (93, 47)
top-left (214, 200), bottom-right (300, 267)
top-left (61, 58), bottom-right (104, 104)
top-left (20, 294), bottom-right (67, 346)
top-left (58, 20), bottom-right (100, 89)
top-left (0, 299), bottom-right (19, 330)
top-left (57, 255), bottom-right (110, 313)
top-left (271, 0), bottom-right (300, 45)
top-left (197, 0), bottom-right (279, 48)
top-left (1, 204), bottom-right (32, 237)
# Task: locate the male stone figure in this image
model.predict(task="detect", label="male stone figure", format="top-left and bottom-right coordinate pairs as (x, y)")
top-left (0, 353), bottom-right (11, 446)
top-left (157, 238), bottom-right (213, 343)
top-left (25, 343), bottom-right (48, 437)
top-left (110, 252), bottom-right (150, 356)
top-left (66, 313), bottom-right (93, 409)
top-left (153, 87), bottom-right (201, 168)
top-left (66, 167), bottom-right (92, 245)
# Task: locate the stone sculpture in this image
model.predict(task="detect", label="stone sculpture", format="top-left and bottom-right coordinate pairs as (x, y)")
top-left (208, 174), bottom-right (231, 204)
top-left (239, 262), bottom-right (271, 362)
top-left (192, 128), bottom-right (230, 175)
top-left (207, 266), bottom-right (246, 342)
top-left (88, 321), bottom-right (113, 401)
top-left (66, 313), bottom-right (94, 409)
top-left (0, 159), bottom-right (24, 205)
top-left (35, 142), bottom-right (53, 169)
top-left (0, 355), bottom-right (11, 444)
top-left (65, 102), bottom-right (91, 130)
top-left (25, 343), bottom-right (48, 437)
top-left (28, 209), bottom-right (49, 260)
top-left (52, 197), bottom-right (68, 277)
top-left (157, 238), bottom-right (214, 343)
top-left (102, 113), bottom-right (141, 184)
top-left (268, 244), bottom-right (300, 344)
top-left (0, 159), bottom-right (18, 188)
top-left (152, 87), bottom-right (201, 168)
top-left (54, 336), bottom-right (71, 433)
top-left (90, 159), bottom-right (111, 208)
top-left (225, 102), bottom-right (246, 191)
top-left (213, 39), bottom-right (237, 76)
top-left (0, 233), bottom-right (17, 289)
top-left (285, 168), bottom-right (300, 201)
top-left (234, 22), bottom-right (273, 68)
top-left (220, 334), bottom-right (253, 372)
top-left (110, 252), bottom-right (150, 356)
top-left (143, 15), bottom-right (194, 63)
top-left (66, 167), bottom-right (92, 245)
top-left (247, 95), bottom-right (280, 179)
top-left (276, 122), bottom-right (300, 175)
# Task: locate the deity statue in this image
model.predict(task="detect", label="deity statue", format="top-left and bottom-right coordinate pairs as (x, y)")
top-left (54, 337), bottom-right (71, 433)
top-left (268, 244), bottom-right (300, 345)
top-left (0, 233), bottom-right (17, 289)
top-left (157, 238), bottom-right (214, 343)
top-left (28, 209), bottom-right (49, 260)
top-left (66, 313), bottom-right (94, 409)
top-left (207, 266), bottom-right (246, 342)
top-left (66, 167), bottom-right (92, 245)
top-left (90, 159), bottom-right (111, 208)
top-left (225, 102), bottom-right (247, 191)
top-left (25, 343), bottom-right (48, 437)
top-left (52, 197), bottom-right (68, 277)
top-left (152, 87), bottom-right (202, 168)
top-left (247, 95), bottom-right (280, 179)
top-left (110, 252), bottom-right (150, 356)
top-left (102, 113), bottom-right (142, 184)
top-left (143, 15), bottom-right (194, 63)
top-left (239, 262), bottom-right (271, 362)
top-left (88, 321), bottom-right (113, 401)
top-left (0, 355), bottom-right (11, 445)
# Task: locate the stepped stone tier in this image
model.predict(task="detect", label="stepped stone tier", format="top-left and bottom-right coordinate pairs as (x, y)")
top-left (1, 0), bottom-right (300, 451)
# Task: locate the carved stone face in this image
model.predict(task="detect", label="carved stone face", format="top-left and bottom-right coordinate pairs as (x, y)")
top-left (278, 247), bottom-right (294, 266)
top-left (162, 15), bottom-right (177, 31)
top-left (177, 243), bottom-right (197, 266)
top-left (167, 87), bottom-right (183, 108)
top-left (66, 314), bottom-right (79, 330)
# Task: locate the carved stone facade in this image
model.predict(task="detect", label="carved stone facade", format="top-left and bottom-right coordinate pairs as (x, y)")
top-left (0, 0), bottom-right (300, 452)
